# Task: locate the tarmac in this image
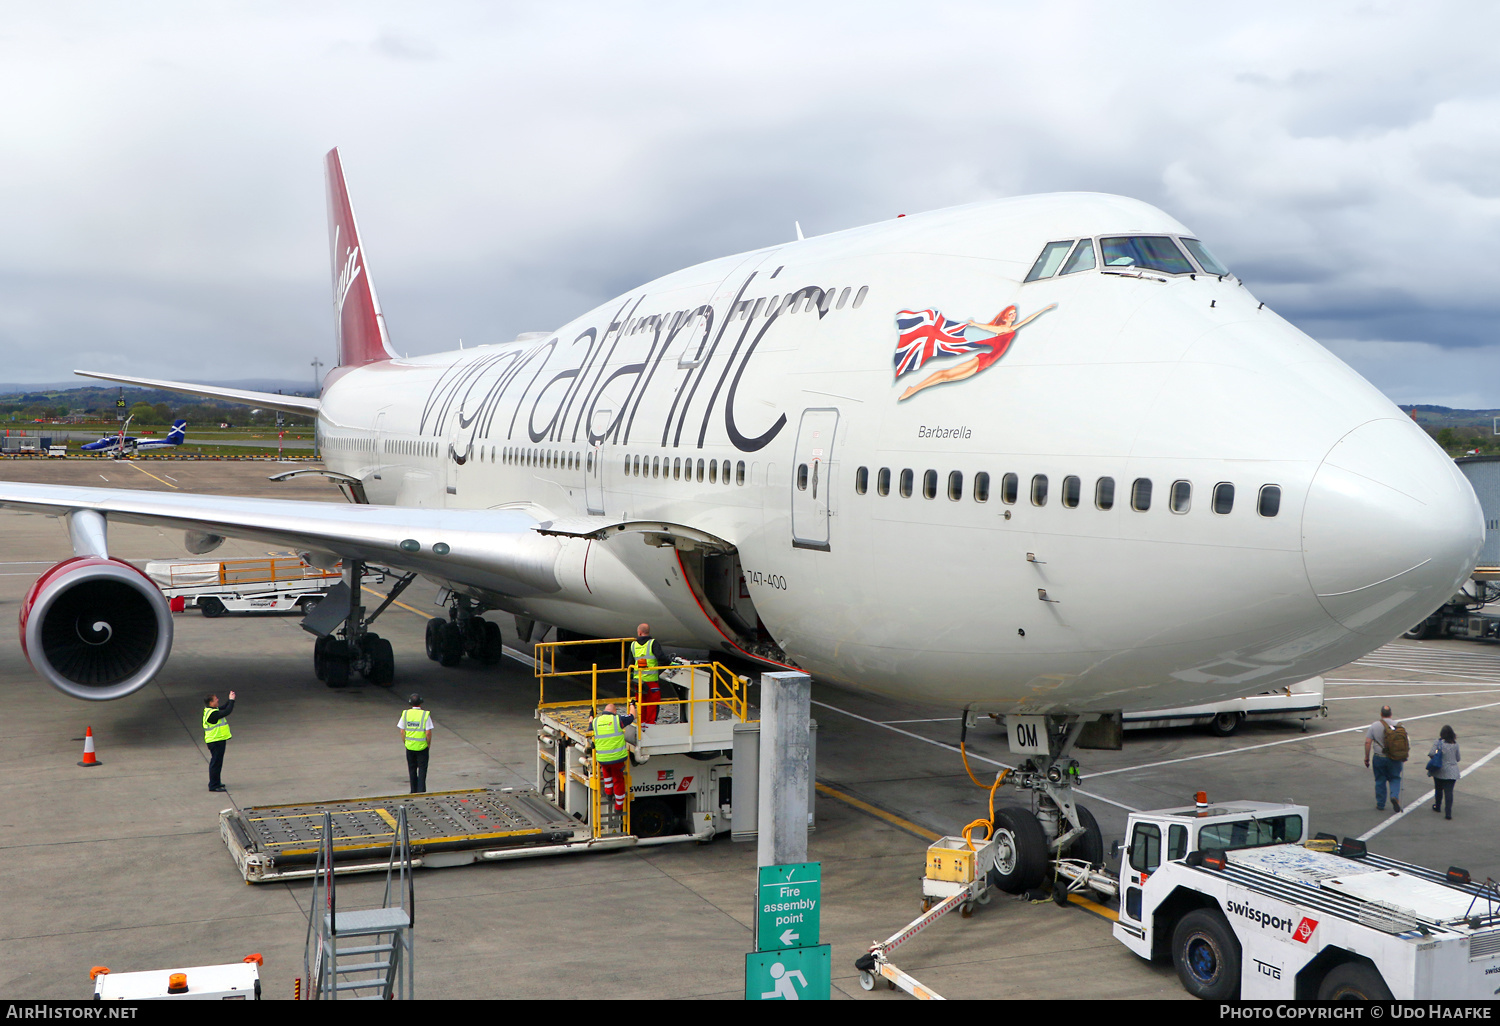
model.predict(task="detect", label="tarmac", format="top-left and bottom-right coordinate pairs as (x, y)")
top-left (1, 460), bottom-right (1496, 1000)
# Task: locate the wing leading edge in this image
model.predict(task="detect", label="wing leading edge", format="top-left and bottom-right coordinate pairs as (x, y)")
top-left (0, 482), bottom-right (561, 598)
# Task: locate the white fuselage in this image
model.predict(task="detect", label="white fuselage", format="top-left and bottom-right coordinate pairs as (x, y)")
top-left (313, 193), bottom-right (1482, 714)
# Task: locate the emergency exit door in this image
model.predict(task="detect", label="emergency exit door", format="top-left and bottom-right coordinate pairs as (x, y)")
top-left (791, 408), bottom-right (838, 551)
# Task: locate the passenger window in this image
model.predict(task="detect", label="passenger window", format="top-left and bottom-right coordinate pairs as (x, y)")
top-left (709, 460), bottom-right (718, 484)
top-left (855, 467), bottom-right (868, 494)
top-left (1031, 474), bottom-right (1049, 506)
top-left (836, 287), bottom-right (851, 309)
top-left (653, 456), bottom-right (661, 478)
top-left (878, 468), bottom-right (891, 496)
top-left (948, 470), bottom-right (963, 501)
top-left (1129, 823), bottom-right (1161, 873)
top-left (697, 459), bottom-right (705, 482)
top-left (1001, 472), bottom-right (1018, 504)
top-left (737, 461), bottom-right (746, 485)
top-left (673, 457), bottom-right (681, 480)
top-left (1131, 478), bottom-right (1152, 511)
top-left (1168, 825), bottom-right (1188, 862)
top-left (587, 452), bottom-right (594, 473)
top-left (1212, 482), bottom-right (1233, 514)
top-left (853, 286), bottom-right (868, 308)
top-left (1096, 477), bottom-right (1115, 510)
top-left (1181, 238), bottom-right (1229, 276)
top-left (1062, 475), bottom-right (1081, 508)
top-left (1099, 236), bottom-right (1195, 275)
top-left (899, 469), bottom-right (914, 498)
top-left (623, 455), bottom-right (630, 473)
top-left (923, 470), bottom-right (937, 499)
top-left (1259, 485), bottom-right (1281, 518)
top-left (1025, 240), bottom-right (1074, 282)
top-left (722, 459), bottom-right (731, 485)
top-left (974, 471), bottom-right (990, 503)
top-left (1059, 239), bottom-right (1096, 275)
top-left (1170, 480), bottom-right (1191, 514)
top-left (634, 456), bottom-right (642, 476)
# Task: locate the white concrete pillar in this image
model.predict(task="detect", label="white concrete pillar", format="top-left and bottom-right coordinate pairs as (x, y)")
top-left (757, 671), bottom-right (812, 867)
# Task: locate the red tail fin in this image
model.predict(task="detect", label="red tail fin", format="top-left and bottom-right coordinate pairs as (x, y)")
top-left (325, 148), bottom-right (396, 367)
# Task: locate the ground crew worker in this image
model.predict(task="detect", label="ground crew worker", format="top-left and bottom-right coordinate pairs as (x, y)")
top-left (398, 694), bottom-right (434, 794)
top-left (591, 701), bottom-right (636, 816)
top-left (203, 691), bottom-right (235, 792)
top-left (632, 623), bottom-right (661, 725)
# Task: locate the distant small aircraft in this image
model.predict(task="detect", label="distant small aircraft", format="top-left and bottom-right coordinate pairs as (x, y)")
top-left (81, 419), bottom-right (187, 454)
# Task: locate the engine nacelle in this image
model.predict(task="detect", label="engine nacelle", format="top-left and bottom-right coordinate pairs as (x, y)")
top-left (19, 557), bottom-right (173, 701)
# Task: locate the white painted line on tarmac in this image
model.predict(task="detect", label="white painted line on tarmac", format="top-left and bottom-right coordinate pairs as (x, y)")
top-left (882, 717), bottom-right (961, 724)
top-left (1325, 690), bottom-right (1500, 701)
top-left (810, 698), bottom-right (1141, 812)
top-left (1325, 680), bottom-right (1500, 687)
top-left (1357, 741), bottom-right (1500, 842)
top-left (1086, 700), bottom-right (1500, 779)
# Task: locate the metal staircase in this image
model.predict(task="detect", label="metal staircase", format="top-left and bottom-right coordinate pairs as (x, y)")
top-left (303, 807), bottom-right (415, 999)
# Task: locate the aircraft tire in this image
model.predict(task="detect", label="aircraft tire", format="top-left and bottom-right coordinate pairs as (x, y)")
top-left (1064, 803), bottom-right (1105, 868)
top-left (323, 640), bottom-right (350, 687)
top-left (478, 620), bottom-right (503, 664)
top-left (1172, 908), bottom-right (1240, 1000)
top-left (988, 806), bottom-right (1047, 893)
top-left (438, 622), bottom-right (463, 667)
top-left (365, 635), bottom-right (395, 686)
top-left (1208, 712), bottom-right (1243, 737)
top-left (313, 635), bottom-right (330, 681)
top-left (425, 618), bottom-right (445, 661)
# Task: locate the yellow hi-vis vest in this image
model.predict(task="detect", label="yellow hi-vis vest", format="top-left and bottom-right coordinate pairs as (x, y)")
top-left (203, 707), bottom-right (231, 744)
top-left (593, 713), bottom-right (628, 763)
top-left (631, 638), bottom-right (660, 685)
top-left (401, 709), bottom-right (431, 751)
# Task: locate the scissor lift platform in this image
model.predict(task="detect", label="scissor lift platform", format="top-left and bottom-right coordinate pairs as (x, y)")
top-left (221, 787), bottom-right (599, 883)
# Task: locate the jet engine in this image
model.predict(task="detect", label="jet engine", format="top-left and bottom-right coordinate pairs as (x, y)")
top-left (19, 557), bottom-right (173, 700)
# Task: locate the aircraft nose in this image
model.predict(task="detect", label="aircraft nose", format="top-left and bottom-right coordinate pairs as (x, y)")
top-left (1303, 419), bottom-right (1483, 637)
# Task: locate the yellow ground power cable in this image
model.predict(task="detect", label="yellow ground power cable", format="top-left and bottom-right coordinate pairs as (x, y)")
top-left (958, 714), bottom-right (1009, 850)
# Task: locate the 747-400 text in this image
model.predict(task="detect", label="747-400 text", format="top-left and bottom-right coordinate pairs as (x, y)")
top-left (744, 571), bottom-right (787, 591)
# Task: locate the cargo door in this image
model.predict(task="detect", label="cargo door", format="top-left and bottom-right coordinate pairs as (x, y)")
top-left (790, 408), bottom-right (838, 551)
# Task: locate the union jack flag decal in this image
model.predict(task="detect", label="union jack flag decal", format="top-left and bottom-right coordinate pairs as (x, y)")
top-left (893, 309), bottom-right (983, 377)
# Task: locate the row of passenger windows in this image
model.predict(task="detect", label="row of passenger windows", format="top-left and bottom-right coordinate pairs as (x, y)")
top-left (624, 453), bottom-right (746, 486)
top-left (387, 439), bottom-right (437, 458)
top-left (1025, 234), bottom-right (1230, 282)
top-left (853, 466), bottom-right (1282, 517)
top-left (327, 436), bottom-right (375, 453)
top-left (502, 446), bottom-right (586, 471)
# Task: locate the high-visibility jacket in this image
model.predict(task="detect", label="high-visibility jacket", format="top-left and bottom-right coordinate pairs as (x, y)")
top-left (401, 709), bottom-right (432, 751)
top-left (593, 713), bottom-right (628, 763)
top-left (203, 707), bottom-right (231, 744)
top-left (631, 638), bottom-right (660, 685)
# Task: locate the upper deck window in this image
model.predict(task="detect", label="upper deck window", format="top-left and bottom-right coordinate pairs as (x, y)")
top-left (1100, 236), bottom-right (1195, 275)
top-left (1181, 239), bottom-right (1229, 276)
top-left (1024, 241), bottom-right (1075, 282)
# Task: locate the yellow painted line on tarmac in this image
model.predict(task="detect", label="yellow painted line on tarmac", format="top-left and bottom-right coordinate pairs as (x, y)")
top-left (814, 782), bottom-right (940, 842)
top-left (1064, 892), bottom-right (1118, 922)
top-left (361, 585), bottom-right (429, 620)
top-left (125, 462), bottom-right (179, 489)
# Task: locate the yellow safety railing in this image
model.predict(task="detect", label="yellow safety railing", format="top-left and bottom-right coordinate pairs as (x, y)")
top-left (535, 637), bottom-right (634, 716)
top-left (625, 661), bottom-right (750, 733)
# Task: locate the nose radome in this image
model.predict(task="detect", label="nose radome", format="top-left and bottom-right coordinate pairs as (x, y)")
top-left (1303, 419), bottom-right (1483, 637)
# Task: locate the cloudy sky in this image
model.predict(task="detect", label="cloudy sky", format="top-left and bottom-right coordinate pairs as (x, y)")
top-left (2, 2), bottom-right (1498, 405)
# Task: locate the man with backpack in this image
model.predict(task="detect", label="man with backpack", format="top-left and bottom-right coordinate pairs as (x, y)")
top-left (1364, 704), bottom-right (1409, 813)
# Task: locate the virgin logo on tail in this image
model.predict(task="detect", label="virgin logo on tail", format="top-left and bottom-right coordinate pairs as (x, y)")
top-left (333, 227), bottom-right (363, 321)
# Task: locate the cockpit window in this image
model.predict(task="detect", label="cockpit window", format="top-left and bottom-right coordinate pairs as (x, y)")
top-left (1181, 238), bottom-right (1229, 276)
top-left (1025, 241), bottom-right (1074, 282)
top-left (1100, 236), bottom-right (1195, 275)
top-left (1059, 239), bottom-right (1096, 275)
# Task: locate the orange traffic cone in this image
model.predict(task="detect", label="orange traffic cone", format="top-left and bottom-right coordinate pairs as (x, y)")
top-left (78, 727), bottom-right (102, 767)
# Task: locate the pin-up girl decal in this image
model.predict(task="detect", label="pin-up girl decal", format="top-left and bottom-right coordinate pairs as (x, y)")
top-left (894, 303), bottom-right (1055, 401)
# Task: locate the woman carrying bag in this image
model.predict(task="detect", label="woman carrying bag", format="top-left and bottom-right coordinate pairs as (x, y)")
top-left (1427, 725), bottom-right (1461, 820)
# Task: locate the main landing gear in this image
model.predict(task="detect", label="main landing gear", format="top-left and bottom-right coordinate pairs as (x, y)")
top-left (985, 714), bottom-right (1108, 897)
top-left (424, 594), bottom-right (503, 668)
top-left (311, 561), bottom-right (415, 688)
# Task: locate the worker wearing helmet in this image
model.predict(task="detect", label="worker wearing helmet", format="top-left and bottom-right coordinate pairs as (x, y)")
top-left (398, 694), bottom-right (434, 793)
top-left (631, 623), bottom-right (662, 725)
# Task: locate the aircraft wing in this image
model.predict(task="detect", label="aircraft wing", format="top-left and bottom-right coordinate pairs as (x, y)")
top-left (0, 482), bottom-right (563, 597)
top-left (73, 370), bottom-right (320, 418)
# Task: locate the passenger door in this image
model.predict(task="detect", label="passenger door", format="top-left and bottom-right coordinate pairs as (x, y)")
top-left (791, 408), bottom-right (839, 551)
